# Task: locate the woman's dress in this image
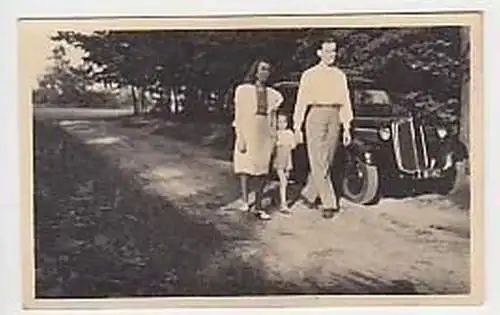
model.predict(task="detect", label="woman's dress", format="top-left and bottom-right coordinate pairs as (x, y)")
top-left (232, 83), bottom-right (283, 176)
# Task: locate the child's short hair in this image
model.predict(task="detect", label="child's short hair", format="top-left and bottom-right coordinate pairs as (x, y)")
top-left (276, 110), bottom-right (291, 125)
top-left (277, 109), bottom-right (290, 119)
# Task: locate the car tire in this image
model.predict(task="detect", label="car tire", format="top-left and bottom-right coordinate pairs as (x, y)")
top-left (342, 159), bottom-right (380, 205)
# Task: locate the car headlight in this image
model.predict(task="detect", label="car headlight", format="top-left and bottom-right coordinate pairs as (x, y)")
top-left (437, 127), bottom-right (448, 139)
top-left (363, 152), bottom-right (373, 164)
top-left (378, 127), bottom-right (391, 141)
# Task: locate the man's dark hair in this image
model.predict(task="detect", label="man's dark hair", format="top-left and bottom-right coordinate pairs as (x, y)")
top-left (317, 36), bottom-right (338, 50)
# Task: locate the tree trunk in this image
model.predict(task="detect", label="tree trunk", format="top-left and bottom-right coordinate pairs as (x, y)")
top-left (131, 85), bottom-right (140, 116)
top-left (172, 87), bottom-right (178, 115)
top-left (139, 87), bottom-right (146, 115)
top-left (459, 27), bottom-right (470, 153)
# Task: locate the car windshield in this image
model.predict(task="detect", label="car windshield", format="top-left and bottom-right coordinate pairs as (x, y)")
top-left (353, 89), bottom-right (392, 105)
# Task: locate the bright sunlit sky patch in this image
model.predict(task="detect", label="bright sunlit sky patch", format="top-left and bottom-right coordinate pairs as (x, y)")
top-left (25, 27), bottom-right (88, 90)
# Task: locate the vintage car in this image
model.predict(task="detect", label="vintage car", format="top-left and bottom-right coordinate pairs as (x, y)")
top-left (272, 78), bottom-right (468, 205)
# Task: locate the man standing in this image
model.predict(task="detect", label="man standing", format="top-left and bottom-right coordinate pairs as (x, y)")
top-left (292, 37), bottom-right (353, 219)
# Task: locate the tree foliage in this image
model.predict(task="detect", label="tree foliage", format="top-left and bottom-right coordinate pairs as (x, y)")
top-left (32, 44), bottom-right (125, 108)
top-left (50, 26), bottom-right (469, 122)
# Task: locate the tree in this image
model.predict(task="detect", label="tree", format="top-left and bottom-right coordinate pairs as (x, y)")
top-left (459, 27), bottom-right (470, 152)
top-left (34, 45), bottom-right (91, 106)
top-left (52, 31), bottom-right (153, 114)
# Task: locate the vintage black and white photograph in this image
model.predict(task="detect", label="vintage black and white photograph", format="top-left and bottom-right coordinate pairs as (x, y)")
top-left (20, 12), bottom-right (483, 308)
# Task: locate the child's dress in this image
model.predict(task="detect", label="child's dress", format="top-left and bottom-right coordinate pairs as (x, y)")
top-left (273, 129), bottom-right (296, 171)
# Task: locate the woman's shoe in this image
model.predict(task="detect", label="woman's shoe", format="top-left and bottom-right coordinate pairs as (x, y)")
top-left (254, 210), bottom-right (272, 220)
top-left (279, 206), bottom-right (292, 215)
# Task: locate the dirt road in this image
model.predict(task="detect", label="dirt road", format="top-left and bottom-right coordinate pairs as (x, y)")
top-left (34, 112), bottom-right (471, 297)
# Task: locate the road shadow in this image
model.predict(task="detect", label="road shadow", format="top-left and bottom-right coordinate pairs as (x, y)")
top-left (303, 273), bottom-right (421, 295)
top-left (34, 119), bottom-right (300, 298)
top-left (120, 118), bottom-right (235, 161)
top-left (378, 167), bottom-right (470, 211)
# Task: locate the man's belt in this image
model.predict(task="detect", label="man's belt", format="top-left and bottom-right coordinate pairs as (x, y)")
top-left (309, 103), bottom-right (342, 108)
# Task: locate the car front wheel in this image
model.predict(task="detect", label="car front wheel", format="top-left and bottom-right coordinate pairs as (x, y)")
top-left (342, 158), bottom-right (380, 205)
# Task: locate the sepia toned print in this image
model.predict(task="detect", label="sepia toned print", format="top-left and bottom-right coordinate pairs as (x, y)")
top-left (18, 12), bottom-right (483, 309)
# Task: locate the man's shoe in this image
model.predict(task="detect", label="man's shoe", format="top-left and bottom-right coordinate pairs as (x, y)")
top-left (322, 207), bottom-right (340, 219)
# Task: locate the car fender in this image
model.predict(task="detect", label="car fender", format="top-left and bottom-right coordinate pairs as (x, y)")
top-left (344, 138), bottom-right (379, 166)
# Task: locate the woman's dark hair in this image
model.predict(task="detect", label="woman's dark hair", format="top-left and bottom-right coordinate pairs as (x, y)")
top-left (242, 58), bottom-right (272, 84)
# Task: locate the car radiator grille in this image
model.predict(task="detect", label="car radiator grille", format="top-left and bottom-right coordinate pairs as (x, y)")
top-left (393, 119), bottom-right (429, 173)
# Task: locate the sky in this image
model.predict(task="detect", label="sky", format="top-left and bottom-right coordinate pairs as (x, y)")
top-left (21, 25), bottom-right (88, 90)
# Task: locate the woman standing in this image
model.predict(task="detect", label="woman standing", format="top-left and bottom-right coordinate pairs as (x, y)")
top-left (232, 59), bottom-right (284, 220)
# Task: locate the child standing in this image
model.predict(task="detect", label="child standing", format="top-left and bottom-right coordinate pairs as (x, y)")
top-left (273, 112), bottom-right (297, 215)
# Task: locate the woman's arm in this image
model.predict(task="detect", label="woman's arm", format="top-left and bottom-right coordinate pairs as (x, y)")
top-left (269, 88), bottom-right (284, 135)
top-left (270, 108), bottom-right (278, 129)
top-left (233, 85), bottom-right (247, 142)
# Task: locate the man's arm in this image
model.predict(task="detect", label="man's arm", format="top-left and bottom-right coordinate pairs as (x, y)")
top-left (292, 71), bottom-right (310, 132)
top-left (338, 72), bottom-right (354, 130)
